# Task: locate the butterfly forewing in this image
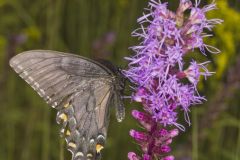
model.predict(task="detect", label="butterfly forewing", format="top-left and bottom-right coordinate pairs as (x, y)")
top-left (9, 50), bottom-right (117, 160)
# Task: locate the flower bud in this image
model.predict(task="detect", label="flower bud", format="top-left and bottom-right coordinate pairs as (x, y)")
top-left (153, 145), bottom-right (171, 154)
top-left (130, 130), bottom-right (149, 142)
top-left (169, 129), bottom-right (179, 137)
top-left (128, 152), bottom-right (140, 160)
top-left (132, 110), bottom-right (153, 131)
top-left (143, 154), bottom-right (151, 160)
top-left (160, 145), bottom-right (171, 153)
top-left (162, 155), bottom-right (175, 160)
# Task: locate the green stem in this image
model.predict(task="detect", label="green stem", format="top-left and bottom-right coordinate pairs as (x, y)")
top-left (192, 109), bottom-right (198, 160)
top-left (236, 122), bottom-right (240, 160)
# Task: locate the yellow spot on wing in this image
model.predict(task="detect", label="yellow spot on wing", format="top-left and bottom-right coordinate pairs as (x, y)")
top-left (96, 144), bottom-right (104, 153)
top-left (59, 113), bottom-right (68, 122)
top-left (66, 130), bottom-right (71, 136)
top-left (68, 142), bottom-right (76, 148)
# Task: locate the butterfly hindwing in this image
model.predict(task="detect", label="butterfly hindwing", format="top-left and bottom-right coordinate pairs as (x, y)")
top-left (57, 79), bottom-right (112, 160)
top-left (9, 50), bottom-right (117, 160)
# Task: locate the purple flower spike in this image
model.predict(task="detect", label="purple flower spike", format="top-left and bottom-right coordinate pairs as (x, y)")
top-left (124, 0), bottom-right (222, 159)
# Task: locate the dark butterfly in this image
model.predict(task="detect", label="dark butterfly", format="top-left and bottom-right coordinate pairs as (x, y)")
top-left (9, 50), bottom-right (125, 160)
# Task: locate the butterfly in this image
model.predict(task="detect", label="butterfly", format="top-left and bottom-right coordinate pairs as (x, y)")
top-left (9, 50), bottom-right (126, 160)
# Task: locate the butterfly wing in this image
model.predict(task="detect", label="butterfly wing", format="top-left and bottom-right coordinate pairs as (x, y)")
top-left (9, 50), bottom-right (115, 160)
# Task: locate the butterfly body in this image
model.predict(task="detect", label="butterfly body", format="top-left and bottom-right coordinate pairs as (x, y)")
top-left (9, 50), bottom-right (125, 160)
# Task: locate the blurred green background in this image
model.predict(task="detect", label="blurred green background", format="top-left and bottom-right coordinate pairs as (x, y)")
top-left (0, 0), bottom-right (239, 160)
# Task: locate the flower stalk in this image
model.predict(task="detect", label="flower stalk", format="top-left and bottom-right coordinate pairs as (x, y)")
top-left (124, 0), bottom-right (222, 159)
